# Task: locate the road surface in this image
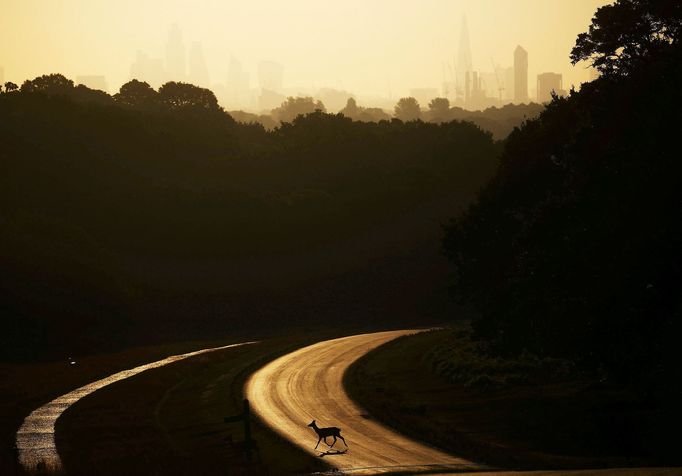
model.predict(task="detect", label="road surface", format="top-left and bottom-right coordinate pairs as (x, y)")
top-left (15, 341), bottom-right (256, 473)
top-left (245, 329), bottom-right (483, 474)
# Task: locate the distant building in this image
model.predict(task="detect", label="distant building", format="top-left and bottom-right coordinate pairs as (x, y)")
top-left (130, 51), bottom-right (166, 88)
top-left (226, 56), bottom-right (251, 109)
top-left (514, 45), bottom-right (528, 103)
top-left (258, 88), bottom-right (286, 113)
top-left (76, 75), bottom-right (108, 92)
top-left (537, 72), bottom-right (563, 103)
top-left (480, 71), bottom-right (499, 99)
top-left (503, 66), bottom-right (515, 101)
top-left (166, 24), bottom-right (186, 81)
top-left (258, 61), bottom-right (284, 93)
top-left (188, 42), bottom-right (210, 87)
top-left (409, 88), bottom-right (439, 108)
top-left (456, 15), bottom-right (473, 102)
top-left (316, 88), bottom-right (354, 112)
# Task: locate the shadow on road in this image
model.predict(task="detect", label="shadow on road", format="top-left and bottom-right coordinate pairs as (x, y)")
top-left (319, 449), bottom-right (348, 457)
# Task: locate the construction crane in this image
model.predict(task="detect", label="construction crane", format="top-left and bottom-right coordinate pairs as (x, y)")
top-left (490, 57), bottom-right (505, 101)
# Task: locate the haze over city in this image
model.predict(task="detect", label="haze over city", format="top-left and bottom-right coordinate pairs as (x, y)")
top-left (1, 0), bottom-right (608, 110)
top-left (3, 1), bottom-right (681, 474)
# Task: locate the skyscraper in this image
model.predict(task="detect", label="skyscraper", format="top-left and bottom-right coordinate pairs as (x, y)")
top-left (537, 72), bottom-right (563, 103)
top-left (257, 61), bottom-right (284, 92)
top-left (514, 45), bottom-right (528, 103)
top-left (130, 51), bottom-right (165, 87)
top-left (188, 42), bottom-right (210, 87)
top-left (226, 56), bottom-right (251, 109)
top-left (166, 24), bottom-right (186, 81)
top-left (456, 15), bottom-right (473, 101)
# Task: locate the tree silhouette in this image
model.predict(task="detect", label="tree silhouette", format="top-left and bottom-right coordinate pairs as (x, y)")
top-left (428, 97), bottom-right (450, 121)
top-left (21, 73), bottom-right (74, 94)
top-left (158, 81), bottom-right (220, 110)
top-left (115, 79), bottom-right (159, 110)
top-left (571, 0), bottom-right (682, 75)
top-left (340, 97), bottom-right (359, 119)
top-left (272, 96), bottom-right (326, 123)
top-left (394, 97), bottom-right (421, 121)
top-left (4, 82), bottom-right (18, 93)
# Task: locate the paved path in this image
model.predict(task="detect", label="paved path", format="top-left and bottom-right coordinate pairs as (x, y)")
top-left (246, 329), bottom-right (482, 474)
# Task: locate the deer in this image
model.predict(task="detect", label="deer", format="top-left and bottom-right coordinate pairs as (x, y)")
top-left (307, 420), bottom-right (348, 450)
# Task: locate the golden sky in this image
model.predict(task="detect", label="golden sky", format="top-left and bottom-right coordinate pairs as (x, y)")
top-left (1, 0), bottom-right (609, 101)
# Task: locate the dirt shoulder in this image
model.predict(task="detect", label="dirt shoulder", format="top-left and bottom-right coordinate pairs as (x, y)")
top-left (344, 328), bottom-right (663, 471)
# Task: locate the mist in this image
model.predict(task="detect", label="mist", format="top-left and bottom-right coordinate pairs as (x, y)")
top-left (1, 0), bottom-right (608, 110)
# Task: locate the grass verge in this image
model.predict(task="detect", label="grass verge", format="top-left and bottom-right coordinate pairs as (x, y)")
top-left (344, 327), bottom-right (659, 471)
top-left (1, 334), bottom-right (333, 475)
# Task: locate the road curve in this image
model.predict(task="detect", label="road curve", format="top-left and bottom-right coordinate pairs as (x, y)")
top-left (15, 341), bottom-right (257, 474)
top-left (246, 330), bottom-right (482, 474)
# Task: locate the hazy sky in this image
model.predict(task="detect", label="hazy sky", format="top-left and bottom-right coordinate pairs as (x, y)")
top-left (1, 0), bottom-right (609, 98)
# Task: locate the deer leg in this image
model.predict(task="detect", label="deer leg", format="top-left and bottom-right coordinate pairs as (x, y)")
top-left (315, 437), bottom-right (322, 449)
top-left (338, 434), bottom-right (348, 447)
top-left (329, 435), bottom-right (337, 448)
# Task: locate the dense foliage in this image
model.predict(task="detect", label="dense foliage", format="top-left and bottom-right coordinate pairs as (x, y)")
top-left (444, 1), bottom-right (681, 386)
top-left (0, 78), bottom-right (499, 360)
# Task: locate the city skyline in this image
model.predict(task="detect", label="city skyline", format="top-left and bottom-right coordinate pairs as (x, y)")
top-left (1, 1), bottom-right (609, 107)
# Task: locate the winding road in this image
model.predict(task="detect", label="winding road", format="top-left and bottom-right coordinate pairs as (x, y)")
top-left (245, 329), bottom-right (483, 474)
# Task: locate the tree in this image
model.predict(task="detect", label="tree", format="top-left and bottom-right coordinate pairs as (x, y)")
top-left (272, 96), bottom-right (326, 123)
top-left (394, 97), bottom-right (421, 121)
top-left (340, 97), bottom-right (359, 119)
top-left (570, 0), bottom-right (682, 75)
top-left (21, 74), bottom-right (74, 95)
top-left (114, 80), bottom-right (160, 110)
top-left (428, 97), bottom-right (450, 121)
top-left (4, 82), bottom-right (18, 93)
top-left (158, 81), bottom-right (220, 111)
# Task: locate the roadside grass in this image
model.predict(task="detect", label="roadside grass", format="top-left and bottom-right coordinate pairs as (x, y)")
top-left (55, 335), bottom-right (328, 475)
top-left (423, 326), bottom-right (578, 389)
top-left (1, 337), bottom-right (248, 475)
top-left (0, 334), bottom-right (331, 475)
top-left (344, 327), bottom-right (654, 471)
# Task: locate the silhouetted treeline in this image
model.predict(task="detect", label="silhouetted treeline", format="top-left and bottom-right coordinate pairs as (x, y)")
top-left (228, 94), bottom-right (542, 140)
top-left (0, 75), bottom-right (499, 360)
top-left (443, 0), bottom-right (682, 454)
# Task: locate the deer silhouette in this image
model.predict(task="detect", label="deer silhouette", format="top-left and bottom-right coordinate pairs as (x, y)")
top-left (307, 420), bottom-right (348, 450)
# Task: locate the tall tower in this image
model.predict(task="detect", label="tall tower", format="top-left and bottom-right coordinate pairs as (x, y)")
top-left (456, 15), bottom-right (473, 101)
top-left (166, 24), bottom-right (186, 81)
top-left (188, 42), bottom-right (210, 87)
top-left (257, 61), bottom-right (284, 92)
top-left (514, 45), bottom-right (528, 103)
top-left (227, 56), bottom-right (250, 109)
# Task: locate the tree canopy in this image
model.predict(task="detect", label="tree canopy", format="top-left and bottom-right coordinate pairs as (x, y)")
top-left (272, 96), bottom-right (326, 123)
top-left (114, 79), bottom-right (159, 110)
top-left (158, 81), bottom-right (220, 110)
top-left (394, 97), bottom-right (421, 121)
top-left (571, 0), bottom-right (682, 75)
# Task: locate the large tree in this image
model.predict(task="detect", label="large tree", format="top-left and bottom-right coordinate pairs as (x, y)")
top-left (21, 73), bottom-right (74, 95)
top-left (272, 96), bottom-right (326, 123)
top-left (428, 97), bottom-right (450, 121)
top-left (571, 0), bottom-right (682, 75)
top-left (158, 81), bottom-right (220, 111)
top-left (394, 97), bottom-right (421, 121)
top-left (114, 79), bottom-right (159, 110)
